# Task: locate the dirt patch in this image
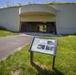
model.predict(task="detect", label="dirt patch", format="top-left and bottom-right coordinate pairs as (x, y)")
top-left (11, 70), bottom-right (20, 75)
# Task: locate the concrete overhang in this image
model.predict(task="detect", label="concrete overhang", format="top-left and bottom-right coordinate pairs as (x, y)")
top-left (19, 4), bottom-right (56, 16)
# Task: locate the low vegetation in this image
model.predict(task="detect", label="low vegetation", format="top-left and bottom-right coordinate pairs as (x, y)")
top-left (0, 26), bottom-right (17, 37)
top-left (0, 35), bottom-right (76, 75)
top-left (43, 2), bottom-right (75, 5)
top-left (1, 2), bottom-right (75, 9)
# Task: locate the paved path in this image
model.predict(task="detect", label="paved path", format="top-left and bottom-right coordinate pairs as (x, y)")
top-left (0, 35), bottom-right (33, 61)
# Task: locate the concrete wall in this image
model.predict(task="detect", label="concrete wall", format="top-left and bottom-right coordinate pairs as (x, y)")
top-left (20, 4), bottom-right (76, 34)
top-left (0, 9), bottom-right (3, 27)
top-left (0, 4), bottom-right (76, 34)
top-left (20, 15), bottom-right (56, 22)
top-left (0, 7), bottom-right (20, 32)
top-left (50, 4), bottom-right (76, 34)
top-left (19, 4), bottom-right (56, 15)
top-left (20, 4), bottom-right (56, 24)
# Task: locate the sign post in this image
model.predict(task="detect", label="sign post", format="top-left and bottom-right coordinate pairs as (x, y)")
top-left (52, 56), bottom-right (56, 69)
top-left (29, 37), bottom-right (57, 69)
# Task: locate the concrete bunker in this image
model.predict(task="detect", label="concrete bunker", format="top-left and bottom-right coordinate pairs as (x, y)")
top-left (19, 4), bottom-right (57, 34)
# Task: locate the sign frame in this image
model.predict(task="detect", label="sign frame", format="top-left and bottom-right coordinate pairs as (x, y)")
top-left (29, 37), bottom-right (57, 69)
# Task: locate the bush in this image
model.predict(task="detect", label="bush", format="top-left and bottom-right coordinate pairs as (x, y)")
top-left (0, 26), bottom-right (7, 30)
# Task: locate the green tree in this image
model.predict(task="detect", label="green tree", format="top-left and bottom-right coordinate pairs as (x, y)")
top-left (18, 3), bottom-right (23, 6)
top-left (6, 0), bottom-right (11, 7)
top-left (28, 2), bottom-right (32, 4)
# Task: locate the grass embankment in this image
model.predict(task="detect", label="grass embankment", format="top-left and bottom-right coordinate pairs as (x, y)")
top-left (0, 35), bottom-right (76, 75)
top-left (0, 26), bottom-right (17, 37)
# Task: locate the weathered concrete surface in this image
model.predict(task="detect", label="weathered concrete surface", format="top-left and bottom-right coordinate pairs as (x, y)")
top-left (0, 35), bottom-right (33, 61)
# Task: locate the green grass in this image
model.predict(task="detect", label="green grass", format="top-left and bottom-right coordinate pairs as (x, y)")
top-left (0, 35), bottom-right (76, 75)
top-left (43, 2), bottom-right (75, 5)
top-left (0, 26), bottom-right (17, 37)
top-left (0, 30), bottom-right (17, 37)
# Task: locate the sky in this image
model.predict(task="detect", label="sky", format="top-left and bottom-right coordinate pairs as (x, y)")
top-left (0, 0), bottom-right (76, 7)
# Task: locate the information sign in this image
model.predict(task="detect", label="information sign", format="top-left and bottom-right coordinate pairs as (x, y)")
top-left (29, 37), bottom-right (57, 69)
top-left (29, 37), bottom-right (57, 56)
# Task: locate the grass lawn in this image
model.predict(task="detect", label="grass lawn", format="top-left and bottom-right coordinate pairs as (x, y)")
top-left (0, 26), bottom-right (17, 37)
top-left (0, 35), bottom-right (76, 75)
top-left (0, 30), bottom-right (17, 37)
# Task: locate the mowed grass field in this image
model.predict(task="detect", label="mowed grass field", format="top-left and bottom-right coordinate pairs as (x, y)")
top-left (0, 26), bottom-right (17, 37)
top-left (0, 30), bottom-right (17, 37)
top-left (0, 35), bottom-right (76, 75)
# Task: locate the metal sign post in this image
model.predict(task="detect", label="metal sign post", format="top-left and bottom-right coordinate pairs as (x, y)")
top-left (52, 56), bottom-right (56, 69)
top-left (30, 51), bottom-right (33, 64)
top-left (29, 37), bottom-right (57, 69)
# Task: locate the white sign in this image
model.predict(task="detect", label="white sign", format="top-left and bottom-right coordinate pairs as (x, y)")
top-left (29, 37), bottom-right (57, 56)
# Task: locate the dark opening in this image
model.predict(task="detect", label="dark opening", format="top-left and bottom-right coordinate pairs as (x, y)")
top-left (20, 22), bottom-right (56, 34)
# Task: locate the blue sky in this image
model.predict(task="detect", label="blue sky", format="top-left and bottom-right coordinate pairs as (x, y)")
top-left (0, 0), bottom-right (76, 7)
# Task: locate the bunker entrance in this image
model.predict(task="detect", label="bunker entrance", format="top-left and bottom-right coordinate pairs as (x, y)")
top-left (20, 22), bottom-right (56, 34)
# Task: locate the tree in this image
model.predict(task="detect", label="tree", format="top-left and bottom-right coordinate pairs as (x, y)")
top-left (28, 2), bottom-right (32, 4)
top-left (6, 0), bottom-right (11, 7)
top-left (18, 3), bottom-right (23, 6)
